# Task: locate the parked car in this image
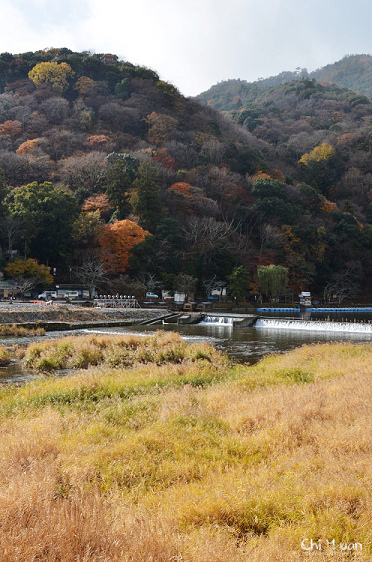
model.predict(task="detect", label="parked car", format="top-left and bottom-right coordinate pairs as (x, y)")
top-left (146, 292), bottom-right (158, 299)
top-left (57, 291), bottom-right (79, 299)
top-left (37, 291), bottom-right (57, 300)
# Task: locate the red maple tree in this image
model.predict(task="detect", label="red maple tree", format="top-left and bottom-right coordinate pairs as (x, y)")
top-left (98, 219), bottom-right (149, 274)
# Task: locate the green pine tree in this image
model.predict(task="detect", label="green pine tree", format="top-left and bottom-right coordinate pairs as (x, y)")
top-left (133, 162), bottom-right (162, 232)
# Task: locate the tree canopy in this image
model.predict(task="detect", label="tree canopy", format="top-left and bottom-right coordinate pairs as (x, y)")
top-left (0, 49), bottom-right (371, 302)
top-left (28, 61), bottom-right (75, 93)
top-left (9, 182), bottom-right (78, 262)
top-left (4, 258), bottom-right (53, 295)
top-left (98, 220), bottom-right (149, 275)
top-left (256, 265), bottom-right (289, 299)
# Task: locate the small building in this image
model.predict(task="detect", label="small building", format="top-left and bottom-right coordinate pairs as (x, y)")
top-left (0, 280), bottom-right (16, 299)
top-left (210, 287), bottom-right (227, 301)
top-left (183, 302), bottom-right (196, 312)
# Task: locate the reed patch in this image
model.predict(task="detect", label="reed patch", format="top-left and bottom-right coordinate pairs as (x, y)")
top-left (21, 331), bottom-right (226, 372)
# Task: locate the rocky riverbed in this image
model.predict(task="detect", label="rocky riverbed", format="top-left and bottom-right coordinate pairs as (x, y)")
top-left (0, 302), bottom-right (167, 327)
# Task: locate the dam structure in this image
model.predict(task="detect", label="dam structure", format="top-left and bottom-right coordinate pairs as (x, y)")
top-left (190, 312), bottom-right (372, 335)
top-left (199, 313), bottom-right (257, 327)
top-left (255, 318), bottom-right (372, 334)
top-left (257, 307), bottom-right (372, 313)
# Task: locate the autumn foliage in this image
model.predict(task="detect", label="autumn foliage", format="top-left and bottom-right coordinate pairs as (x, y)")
top-left (4, 259), bottom-right (53, 284)
top-left (252, 171), bottom-right (271, 181)
top-left (0, 120), bottom-right (22, 138)
top-left (153, 148), bottom-right (177, 170)
top-left (28, 62), bottom-right (75, 94)
top-left (81, 194), bottom-right (113, 218)
top-left (320, 198), bottom-right (339, 214)
top-left (16, 139), bottom-right (40, 154)
top-left (74, 76), bottom-right (94, 97)
top-left (98, 220), bottom-right (148, 274)
top-left (168, 182), bottom-right (192, 196)
top-left (252, 169), bottom-right (285, 182)
top-left (299, 142), bottom-right (335, 165)
top-left (0, 49), bottom-right (371, 300)
top-left (83, 135), bottom-right (109, 150)
top-left (145, 112), bottom-right (178, 144)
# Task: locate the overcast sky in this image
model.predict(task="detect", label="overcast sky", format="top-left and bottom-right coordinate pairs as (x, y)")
top-left (0, 0), bottom-right (371, 97)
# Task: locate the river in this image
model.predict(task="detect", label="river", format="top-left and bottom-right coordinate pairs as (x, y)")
top-left (1, 310), bottom-right (371, 384)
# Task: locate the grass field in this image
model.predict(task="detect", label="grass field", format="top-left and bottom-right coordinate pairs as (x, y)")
top-left (0, 332), bottom-right (371, 560)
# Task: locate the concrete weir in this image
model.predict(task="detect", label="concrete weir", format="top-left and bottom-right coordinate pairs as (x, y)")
top-left (177, 313), bottom-right (206, 325)
top-left (231, 315), bottom-right (258, 327)
top-left (178, 313), bottom-right (258, 327)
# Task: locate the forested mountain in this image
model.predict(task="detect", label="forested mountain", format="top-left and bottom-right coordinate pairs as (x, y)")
top-left (312, 54), bottom-right (372, 98)
top-left (197, 54), bottom-right (372, 111)
top-left (0, 48), bottom-right (371, 303)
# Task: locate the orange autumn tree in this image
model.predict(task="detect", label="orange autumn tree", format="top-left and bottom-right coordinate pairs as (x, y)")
top-left (168, 182), bottom-right (192, 196)
top-left (252, 169), bottom-right (286, 182)
top-left (16, 138), bottom-right (40, 154)
top-left (82, 194), bottom-right (113, 218)
top-left (98, 219), bottom-right (148, 275)
top-left (0, 120), bottom-right (22, 138)
top-left (83, 135), bottom-right (110, 150)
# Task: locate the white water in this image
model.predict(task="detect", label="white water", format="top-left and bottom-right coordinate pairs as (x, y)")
top-left (200, 316), bottom-right (234, 326)
top-left (255, 318), bottom-right (372, 334)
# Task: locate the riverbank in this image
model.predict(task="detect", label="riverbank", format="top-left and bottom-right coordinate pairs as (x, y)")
top-left (0, 338), bottom-right (371, 560)
top-left (0, 302), bottom-right (167, 328)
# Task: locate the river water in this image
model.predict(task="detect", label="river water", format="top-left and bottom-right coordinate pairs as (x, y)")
top-left (1, 310), bottom-right (371, 384)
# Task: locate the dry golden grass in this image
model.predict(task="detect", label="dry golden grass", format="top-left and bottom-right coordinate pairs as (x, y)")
top-left (0, 345), bottom-right (10, 366)
top-left (0, 324), bottom-right (46, 337)
top-left (0, 337), bottom-right (371, 560)
top-left (20, 330), bottom-right (226, 371)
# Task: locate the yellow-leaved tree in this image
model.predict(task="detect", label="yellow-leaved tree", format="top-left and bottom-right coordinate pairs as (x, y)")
top-left (299, 142), bottom-right (338, 196)
top-left (28, 62), bottom-right (75, 94)
top-left (4, 259), bottom-right (53, 296)
top-left (299, 142), bottom-right (335, 165)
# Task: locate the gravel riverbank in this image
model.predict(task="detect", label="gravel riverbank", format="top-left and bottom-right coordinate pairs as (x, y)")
top-left (0, 302), bottom-right (168, 326)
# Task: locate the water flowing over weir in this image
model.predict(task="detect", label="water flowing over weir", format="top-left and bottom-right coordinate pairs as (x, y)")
top-left (200, 316), bottom-right (234, 326)
top-left (199, 314), bottom-right (257, 327)
top-left (255, 318), bottom-right (372, 334)
top-left (196, 314), bottom-right (372, 334)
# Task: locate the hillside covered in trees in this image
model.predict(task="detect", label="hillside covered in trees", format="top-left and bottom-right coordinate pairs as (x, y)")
top-left (0, 48), bottom-right (371, 303)
top-left (197, 54), bottom-right (372, 110)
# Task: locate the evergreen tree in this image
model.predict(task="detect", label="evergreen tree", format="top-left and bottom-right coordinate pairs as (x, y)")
top-left (0, 167), bottom-right (7, 219)
top-left (227, 265), bottom-right (251, 302)
top-left (133, 162), bottom-right (162, 232)
top-left (105, 160), bottom-right (132, 219)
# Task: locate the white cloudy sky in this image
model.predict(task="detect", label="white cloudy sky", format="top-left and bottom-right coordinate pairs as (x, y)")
top-left (0, 0), bottom-right (371, 96)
